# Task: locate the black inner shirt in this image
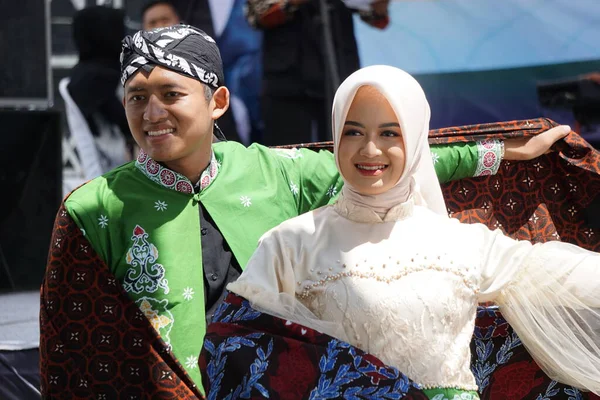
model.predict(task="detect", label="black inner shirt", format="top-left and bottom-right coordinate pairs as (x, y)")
top-left (198, 201), bottom-right (242, 326)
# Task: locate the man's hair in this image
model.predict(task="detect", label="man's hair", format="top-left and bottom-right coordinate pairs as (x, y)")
top-left (203, 84), bottom-right (215, 101)
top-left (141, 0), bottom-right (179, 18)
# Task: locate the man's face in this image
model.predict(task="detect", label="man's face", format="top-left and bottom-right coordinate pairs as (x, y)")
top-left (123, 66), bottom-right (215, 166)
top-left (143, 3), bottom-right (180, 30)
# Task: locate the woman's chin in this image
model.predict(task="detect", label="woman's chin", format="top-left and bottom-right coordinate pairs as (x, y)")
top-left (354, 184), bottom-right (389, 196)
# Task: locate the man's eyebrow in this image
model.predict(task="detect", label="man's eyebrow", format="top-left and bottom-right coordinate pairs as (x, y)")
top-left (126, 83), bottom-right (187, 94)
top-left (159, 83), bottom-right (186, 90)
top-left (126, 86), bottom-right (146, 94)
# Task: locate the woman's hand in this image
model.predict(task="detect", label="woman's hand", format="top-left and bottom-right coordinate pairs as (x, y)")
top-left (504, 125), bottom-right (571, 161)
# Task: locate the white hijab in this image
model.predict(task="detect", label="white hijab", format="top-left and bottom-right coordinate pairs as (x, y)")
top-left (332, 65), bottom-right (448, 217)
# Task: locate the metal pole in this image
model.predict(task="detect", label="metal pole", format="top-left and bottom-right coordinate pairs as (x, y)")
top-left (318, 0), bottom-right (340, 90)
top-left (317, 0), bottom-right (340, 141)
top-left (0, 245), bottom-right (16, 291)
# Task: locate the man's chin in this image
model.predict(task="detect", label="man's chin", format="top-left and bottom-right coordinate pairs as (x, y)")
top-left (143, 149), bottom-right (176, 163)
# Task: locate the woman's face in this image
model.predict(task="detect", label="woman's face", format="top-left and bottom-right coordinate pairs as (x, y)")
top-left (338, 86), bottom-right (406, 195)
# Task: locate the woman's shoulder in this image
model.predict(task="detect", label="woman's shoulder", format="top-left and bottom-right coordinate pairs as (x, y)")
top-left (412, 205), bottom-right (451, 223)
top-left (412, 205), bottom-right (484, 234)
top-left (260, 205), bottom-right (334, 243)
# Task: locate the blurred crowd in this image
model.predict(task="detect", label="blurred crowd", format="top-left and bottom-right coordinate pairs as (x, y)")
top-left (63, 0), bottom-right (392, 186)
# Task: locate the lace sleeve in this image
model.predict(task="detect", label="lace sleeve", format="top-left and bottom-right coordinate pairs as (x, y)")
top-left (226, 227), bottom-right (350, 341)
top-left (478, 227), bottom-right (600, 394)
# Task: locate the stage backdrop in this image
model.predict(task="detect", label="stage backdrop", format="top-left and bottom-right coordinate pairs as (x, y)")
top-left (355, 0), bottom-right (600, 129)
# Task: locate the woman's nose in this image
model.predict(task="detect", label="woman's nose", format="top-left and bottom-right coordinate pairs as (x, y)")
top-left (359, 138), bottom-right (382, 157)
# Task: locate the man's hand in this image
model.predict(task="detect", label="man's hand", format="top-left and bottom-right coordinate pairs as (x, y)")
top-left (371, 0), bottom-right (390, 16)
top-left (504, 125), bottom-right (571, 161)
top-left (582, 72), bottom-right (600, 84)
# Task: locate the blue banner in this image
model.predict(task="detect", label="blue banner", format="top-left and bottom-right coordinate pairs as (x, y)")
top-left (356, 0), bottom-right (600, 74)
top-left (353, 0), bottom-right (600, 141)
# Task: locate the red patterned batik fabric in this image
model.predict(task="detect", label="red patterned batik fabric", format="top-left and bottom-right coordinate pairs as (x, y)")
top-left (432, 119), bottom-right (600, 400)
top-left (39, 204), bottom-right (203, 399)
top-left (430, 118), bottom-right (599, 253)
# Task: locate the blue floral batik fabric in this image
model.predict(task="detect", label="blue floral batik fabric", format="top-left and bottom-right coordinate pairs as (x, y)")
top-left (200, 292), bottom-right (428, 400)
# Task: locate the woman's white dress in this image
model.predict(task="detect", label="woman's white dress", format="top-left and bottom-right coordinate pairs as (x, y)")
top-left (228, 195), bottom-right (600, 393)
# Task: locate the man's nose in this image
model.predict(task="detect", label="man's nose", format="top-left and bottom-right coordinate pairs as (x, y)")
top-left (143, 95), bottom-right (168, 122)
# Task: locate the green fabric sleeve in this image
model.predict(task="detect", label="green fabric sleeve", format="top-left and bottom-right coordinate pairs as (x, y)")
top-left (273, 141), bottom-right (480, 212)
top-left (430, 142), bottom-right (479, 183)
top-left (270, 148), bottom-right (344, 215)
top-left (64, 197), bottom-right (109, 266)
top-left (62, 175), bottom-right (122, 270)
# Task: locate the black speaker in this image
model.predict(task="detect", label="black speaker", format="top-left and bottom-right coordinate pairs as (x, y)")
top-left (537, 76), bottom-right (600, 125)
top-left (0, 1), bottom-right (52, 108)
top-left (0, 110), bottom-right (62, 292)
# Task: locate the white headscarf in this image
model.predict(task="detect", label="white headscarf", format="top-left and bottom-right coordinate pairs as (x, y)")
top-left (332, 65), bottom-right (448, 217)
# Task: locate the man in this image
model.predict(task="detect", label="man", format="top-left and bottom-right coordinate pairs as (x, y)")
top-left (39, 25), bottom-right (569, 398)
top-left (67, 6), bottom-right (132, 169)
top-left (246, 0), bottom-right (391, 145)
top-left (142, 0), bottom-right (181, 30)
top-left (141, 0), bottom-right (246, 144)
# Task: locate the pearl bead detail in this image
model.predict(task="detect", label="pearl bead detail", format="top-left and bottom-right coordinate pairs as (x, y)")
top-left (299, 262), bottom-right (479, 298)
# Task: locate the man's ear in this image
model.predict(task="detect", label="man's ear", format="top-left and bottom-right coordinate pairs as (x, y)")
top-left (211, 86), bottom-right (230, 121)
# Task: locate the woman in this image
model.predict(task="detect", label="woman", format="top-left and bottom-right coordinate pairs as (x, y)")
top-left (203, 66), bottom-right (600, 399)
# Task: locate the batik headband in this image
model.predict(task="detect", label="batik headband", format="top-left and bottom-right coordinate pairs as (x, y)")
top-left (120, 24), bottom-right (224, 87)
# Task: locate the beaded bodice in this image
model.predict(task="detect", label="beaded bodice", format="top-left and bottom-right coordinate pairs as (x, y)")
top-left (276, 199), bottom-right (481, 390)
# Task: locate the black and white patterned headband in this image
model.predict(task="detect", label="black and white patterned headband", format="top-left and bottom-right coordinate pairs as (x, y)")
top-left (120, 24), bottom-right (224, 88)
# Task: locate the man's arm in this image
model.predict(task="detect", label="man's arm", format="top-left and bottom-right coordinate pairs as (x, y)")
top-left (245, 0), bottom-right (309, 29)
top-left (273, 125), bottom-right (572, 214)
top-left (39, 204), bottom-right (103, 398)
top-left (40, 203), bottom-right (201, 398)
top-left (270, 141), bottom-right (485, 214)
top-left (270, 147), bottom-right (343, 215)
top-left (431, 125), bottom-right (572, 182)
top-left (245, 0), bottom-right (389, 30)
top-left (356, 0), bottom-right (390, 29)
top-left (431, 140), bottom-right (503, 183)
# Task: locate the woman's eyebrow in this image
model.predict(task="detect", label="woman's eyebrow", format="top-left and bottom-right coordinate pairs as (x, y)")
top-left (345, 121), bottom-right (364, 127)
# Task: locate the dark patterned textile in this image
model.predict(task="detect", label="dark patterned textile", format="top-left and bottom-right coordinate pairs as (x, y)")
top-left (120, 24), bottom-right (223, 87)
top-left (39, 204), bottom-right (203, 399)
